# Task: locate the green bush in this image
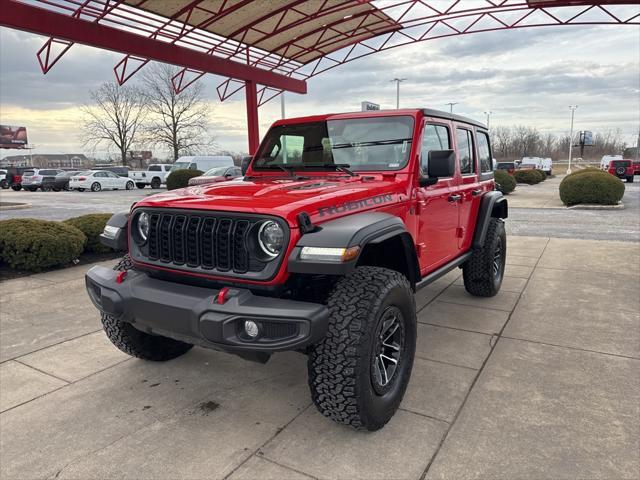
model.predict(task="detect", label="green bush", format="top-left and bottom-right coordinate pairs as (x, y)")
top-left (534, 169), bottom-right (546, 181)
top-left (166, 169), bottom-right (203, 190)
top-left (0, 219), bottom-right (85, 271)
top-left (559, 171), bottom-right (625, 206)
top-left (569, 167), bottom-right (602, 176)
top-left (514, 169), bottom-right (543, 185)
top-left (494, 169), bottom-right (516, 194)
top-left (64, 213), bottom-right (114, 253)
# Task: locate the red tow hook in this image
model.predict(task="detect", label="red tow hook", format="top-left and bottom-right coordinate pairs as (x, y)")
top-left (116, 271), bottom-right (127, 284)
top-left (216, 287), bottom-right (230, 304)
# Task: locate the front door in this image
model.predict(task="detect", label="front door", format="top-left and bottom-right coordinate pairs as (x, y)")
top-left (417, 121), bottom-right (460, 272)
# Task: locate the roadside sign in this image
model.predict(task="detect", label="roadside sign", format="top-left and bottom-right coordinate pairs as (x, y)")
top-left (361, 101), bottom-right (380, 111)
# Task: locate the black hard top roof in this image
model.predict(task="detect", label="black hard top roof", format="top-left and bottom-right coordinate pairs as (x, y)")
top-left (421, 108), bottom-right (487, 130)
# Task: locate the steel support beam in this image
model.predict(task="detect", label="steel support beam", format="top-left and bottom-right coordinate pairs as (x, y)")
top-left (0, 0), bottom-right (307, 94)
top-left (245, 80), bottom-right (260, 154)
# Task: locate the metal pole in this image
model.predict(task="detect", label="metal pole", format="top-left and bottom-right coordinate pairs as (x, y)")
top-left (567, 105), bottom-right (577, 175)
top-left (281, 92), bottom-right (287, 163)
top-left (447, 102), bottom-right (458, 113)
top-left (484, 111), bottom-right (492, 129)
top-left (391, 78), bottom-right (406, 109)
top-left (245, 80), bottom-right (259, 154)
top-left (280, 92), bottom-right (285, 119)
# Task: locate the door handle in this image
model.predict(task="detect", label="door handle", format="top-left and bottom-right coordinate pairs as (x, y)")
top-left (472, 189), bottom-right (482, 196)
top-left (448, 194), bottom-right (461, 202)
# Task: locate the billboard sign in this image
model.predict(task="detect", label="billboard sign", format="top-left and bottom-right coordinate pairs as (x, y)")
top-left (579, 130), bottom-right (593, 146)
top-left (361, 101), bottom-right (380, 111)
top-left (0, 125), bottom-right (28, 149)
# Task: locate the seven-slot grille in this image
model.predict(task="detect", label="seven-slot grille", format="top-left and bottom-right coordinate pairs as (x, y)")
top-left (146, 212), bottom-right (257, 274)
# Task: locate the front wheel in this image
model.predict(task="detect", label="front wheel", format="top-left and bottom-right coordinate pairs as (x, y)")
top-left (0, 180), bottom-right (7, 189)
top-left (308, 266), bottom-right (416, 431)
top-left (150, 177), bottom-right (161, 189)
top-left (462, 218), bottom-right (506, 297)
top-left (126, 181), bottom-right (134, 190)
top-left (11, 185), bottom-right (21, 191)
top-left (91, 182), bottom-right (101, 192)
top-left (101, 255), bottom-right (194, 361)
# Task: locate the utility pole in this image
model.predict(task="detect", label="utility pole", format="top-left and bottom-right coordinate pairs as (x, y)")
top-left (484, 111), bottom-right (492, 129)
top-left (446, 102), bottom-right (458, 113)
top-left (280, 92), bottom-right (286, 119)
top-left (567, 105), bottom-right (578, 175)
top-left (391, 78), bottom-right (406, 109)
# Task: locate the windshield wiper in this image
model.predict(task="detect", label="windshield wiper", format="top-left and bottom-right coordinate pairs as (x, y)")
top-left (321, 163), bottom-right (357, 177)
top-left (261, 164), bottom-right (296, 177)
top-left (331, 138), bottom-right (411, 149)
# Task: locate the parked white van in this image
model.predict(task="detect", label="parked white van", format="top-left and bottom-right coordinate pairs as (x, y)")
top-left (170, 156), bottom-right (234, 172)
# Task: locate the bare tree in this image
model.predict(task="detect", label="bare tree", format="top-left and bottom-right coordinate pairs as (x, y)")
top-left (81, 83), bottom-right (146, 166)
top-left (140, 63), bottom-right (212, 161)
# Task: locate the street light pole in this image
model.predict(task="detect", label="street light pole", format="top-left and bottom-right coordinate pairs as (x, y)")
top-left (567, 105), bottom-right (578, 175)
top-left (446, 102), bottom-right (458, 113)
top-left (280, 92), bottom-right (286, 119)
top-left (484, 111), bottom-right (492, 129)
top-left (391, 78), bottom-right (406, 109)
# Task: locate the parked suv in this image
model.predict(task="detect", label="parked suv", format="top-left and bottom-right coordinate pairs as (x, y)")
top-left (496, 161), bottom-right (515, 175)
top-left (21, 169), bottom-right (64, 191)
top-left (4, 166), bottom-right (35, 191)
top-left (86, 109), bottom-right (508, 431)
top-left (607, 159), bottom-right (634, 183)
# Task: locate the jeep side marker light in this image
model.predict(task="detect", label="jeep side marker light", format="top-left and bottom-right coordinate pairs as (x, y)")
top-left (300, 246), bottom-right (359, 262)
top-left (102, 225), bottom-right (120, 239)
top-left (244, 320), bottom-right (260, 338)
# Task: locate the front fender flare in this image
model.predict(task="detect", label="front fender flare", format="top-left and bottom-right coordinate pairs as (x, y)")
top-left (99, 211), bottom-right (129, 251)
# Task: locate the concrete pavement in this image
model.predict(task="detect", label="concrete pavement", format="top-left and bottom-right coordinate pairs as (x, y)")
top-left (1, 236), bottom-right (638, 479)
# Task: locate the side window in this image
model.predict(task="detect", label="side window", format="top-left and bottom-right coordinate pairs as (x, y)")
top-left (95, 172), bottom-right (107, 178)
top-left (420, 124), bottom-right (450, 172)
top-left (189, 163), bottom-right (197, 170)
top-left (108, 171), bottom-right (119, 178)
top-left (270, 135), bottom-right (305, 163)
top-left (456, 128), bottom-right (475, 175)
top-left (148, 165), bottom-right (161, 172)
top-left (477, 131), bottom-right (492, 173)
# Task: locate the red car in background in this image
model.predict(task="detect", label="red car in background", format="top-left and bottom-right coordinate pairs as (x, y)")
top-left (633, 160), bottom-right (640, 175)
top-left (607, 159), bottom-right (635, 183)
top-left (187, 165), bottom-right (242, 186)
top-left (496, 162), bottom-right (515, 175)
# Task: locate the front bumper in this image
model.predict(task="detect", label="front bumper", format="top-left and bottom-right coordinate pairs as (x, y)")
top-left (85, 266), bottom-right (329, 353)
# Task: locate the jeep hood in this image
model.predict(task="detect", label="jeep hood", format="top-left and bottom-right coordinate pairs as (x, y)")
top-left (135, 176), bottom-right (409, 224)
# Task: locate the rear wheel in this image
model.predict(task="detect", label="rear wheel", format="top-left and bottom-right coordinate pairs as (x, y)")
top-left (136, 183), bottom-right (146, 189)
top-left (627, 176), bottom-right (634, 183)
top-left (91, 182), bottom-right (101, 192)
top-left (52, 187), bottom-right (61, 192)
top-left (463, 218), bottom-right (506, 297)
top-left (40, 186), bottom-right (51, 192)
top-left (308, 266), bottom-right (416, 431)
top-left (27, 187), bottom-right (37, 192)
top-left (150, 177), bottom-right (161, 189)
top-left (0, 180), bottom-right (7, 189)
top-left (11, 185), bottom-right (21, 191)
top-left (101, 255), bottom-right (194, 361)
top-left (126, 181), bottom-right (134, 190)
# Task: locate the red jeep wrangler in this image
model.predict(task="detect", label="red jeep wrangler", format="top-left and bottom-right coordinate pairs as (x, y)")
top-left (607, 159), bottom-right (635, 183)
top-left (86, 109), bottom-right (507, 430)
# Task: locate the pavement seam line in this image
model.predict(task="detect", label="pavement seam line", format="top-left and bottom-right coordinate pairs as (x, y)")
top-left (252, 454), bottom-right (321, 480)
top-left (420, 236), bottom-right (551, 479)
top-left (11, 358), bottom-right (71, 384)
top-left (501, 335), bottom-right (640, 361)
top-left (413, 354), bottom-right (479, 371)
top-left (417, 320), bottom-right (496, 336)
top-left (398, 407), bottom-right (451, 425)
top-left (0, 328), bottom-right (103, 365)
top-left (223, 402), bottom-right (314, 480)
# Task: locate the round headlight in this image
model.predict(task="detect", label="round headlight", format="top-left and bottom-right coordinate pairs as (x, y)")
top-left (137, 212), bottom-right (150, 242)
top-left (257, 221), bottom-right (284, 258)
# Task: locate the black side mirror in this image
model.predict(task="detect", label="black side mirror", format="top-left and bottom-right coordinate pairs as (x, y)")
top-left (419, 149), bottom-right (456, 187)
top-left (241, 156), bottom-right (252, 176)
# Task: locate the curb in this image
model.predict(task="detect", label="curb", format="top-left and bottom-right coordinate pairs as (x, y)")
top-left (566, 203), bottom-right (624, 210)
top-left (0, 202), bottom-right (32, 211)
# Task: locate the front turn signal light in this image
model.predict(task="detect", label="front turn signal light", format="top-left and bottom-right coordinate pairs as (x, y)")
top-left (299, 246), bottom-right (360, 263)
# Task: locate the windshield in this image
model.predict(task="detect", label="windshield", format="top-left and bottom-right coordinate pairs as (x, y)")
top-left (253, 116), bottom-right (414, 172)
top-left (171, 162), bottom-right (191, 171)
top-left (203, 167), bottom-right (228, 177)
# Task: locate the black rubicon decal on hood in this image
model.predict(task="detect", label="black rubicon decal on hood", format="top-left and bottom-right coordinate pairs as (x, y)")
top-left (318, 193), bottom-right (395, 217)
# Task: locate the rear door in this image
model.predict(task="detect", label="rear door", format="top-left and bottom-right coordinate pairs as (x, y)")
top-left (416, 120), bottom-right (460, 271)
top-left (452, 126), bottom-right (480, 249)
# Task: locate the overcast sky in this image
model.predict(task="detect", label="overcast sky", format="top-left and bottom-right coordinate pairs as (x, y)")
top-left (0, 19), bottom-right (638, 159)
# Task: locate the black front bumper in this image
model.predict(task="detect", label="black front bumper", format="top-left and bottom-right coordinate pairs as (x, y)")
top-left (85, 266), bottom-right (329, 353)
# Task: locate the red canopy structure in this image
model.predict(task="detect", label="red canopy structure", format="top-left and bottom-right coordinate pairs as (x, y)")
top-left (1, 0), bottom-right (638, 152)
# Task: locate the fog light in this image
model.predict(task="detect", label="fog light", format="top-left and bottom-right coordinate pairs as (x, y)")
top-left (244, 320), bottom-right (260, 338)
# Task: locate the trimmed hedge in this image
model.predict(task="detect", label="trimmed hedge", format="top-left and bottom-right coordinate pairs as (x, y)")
top-left (64, 213), bottom-right (113, 253)
top-left (559, 170), bottom-right (624, 206)
top-left (569, 167), bottom-right (602, 176)
top-left (534, 169), bottom-right (546, 181)
top-left (514, 169), bottom-right (543, 185)
top-left (494, 169), bottom-right (516, 194)
top-left (166, 169), bottom-right (203, 190)
top-left (0, 219), bottom-right (85, 271)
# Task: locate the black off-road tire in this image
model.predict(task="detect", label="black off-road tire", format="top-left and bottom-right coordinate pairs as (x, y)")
top-left (136, 183), bottom-right (146, 189)
top-left (0, 180), bottom-right (8, 189)
top-left (462, 218), bottom-right (506, 297)
top-left (627, 176), bottom-right (634, 183)
top-left (308, 266), bottom-right (416, 431)
top-left (11, 185), bottom-right (21, 191)
top-left (100, 255), bottom-right (193, 361)
top-left (150, 177), bottom-right (161, 189)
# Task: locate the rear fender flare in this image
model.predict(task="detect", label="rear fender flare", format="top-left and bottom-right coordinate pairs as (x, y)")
top-left (472, 191), bottom-right (508, 249)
